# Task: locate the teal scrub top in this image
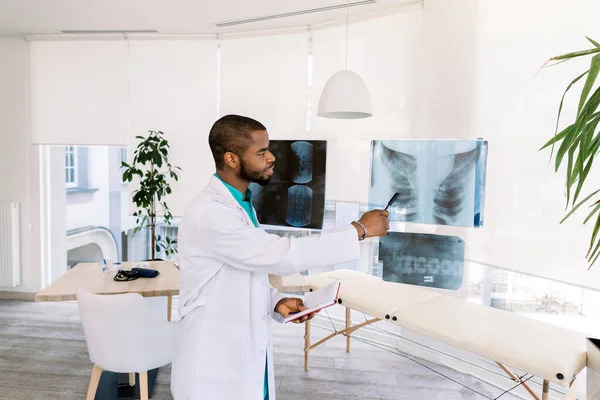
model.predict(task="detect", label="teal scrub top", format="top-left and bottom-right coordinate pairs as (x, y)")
top-left (214, 174), bottom-right (268, 399)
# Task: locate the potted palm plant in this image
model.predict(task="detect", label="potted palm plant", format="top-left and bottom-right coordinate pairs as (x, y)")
top-left (540, 36), bottom-right (600, 268)
top-left (121, 130), bottom-right (181, 260)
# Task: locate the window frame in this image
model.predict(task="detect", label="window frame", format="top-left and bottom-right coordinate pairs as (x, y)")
top-left (65, 145), bottom-right (79, 188)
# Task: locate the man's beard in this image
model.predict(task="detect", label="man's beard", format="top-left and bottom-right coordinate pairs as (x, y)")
top-left (239, 159), bottom-right (271, 186)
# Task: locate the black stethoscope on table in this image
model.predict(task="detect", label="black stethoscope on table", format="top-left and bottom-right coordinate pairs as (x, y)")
top-left (112, 267), bottom-right (160, 282)
top-left (113, 270), bottom-right (139, 282)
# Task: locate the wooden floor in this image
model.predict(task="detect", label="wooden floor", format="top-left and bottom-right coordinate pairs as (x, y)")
top-left (0, 300), bottom-right (522, 400)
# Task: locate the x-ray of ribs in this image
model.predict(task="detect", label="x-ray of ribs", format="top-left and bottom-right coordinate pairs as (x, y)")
top-left (433, 146), bottom-right (478, 225)
top-left (379, 142), bottom-right (419, 221)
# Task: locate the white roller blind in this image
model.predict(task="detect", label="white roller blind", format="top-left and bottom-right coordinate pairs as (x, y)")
top-left (311, 11), bottom-right (422, 138)
top-left (128, 40), bottom-right (218, 217)
top-left (29, 40), bottom-right (129, 145)
top-left (468, 0), bottom-right (600, 288)
top-left (325, 139), bottom-right (371, 203)
top-left (219, 32), bottom-right (308, 138)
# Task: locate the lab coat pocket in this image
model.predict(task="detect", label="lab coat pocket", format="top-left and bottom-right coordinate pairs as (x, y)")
top-left (193, 320), bottom-right (250, 384)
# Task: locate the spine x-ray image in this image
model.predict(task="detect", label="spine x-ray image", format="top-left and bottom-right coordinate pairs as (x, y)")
top-left (379, 232), bottom-right (464, 290)
top-left (250, 140), bottom-right (327, 229)
top-left (369, 140), bottom-right (488, 227)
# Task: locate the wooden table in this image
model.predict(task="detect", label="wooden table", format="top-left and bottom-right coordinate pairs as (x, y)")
top-left (35, 261), bottom-right (179, 400)
top-left (35, 261), bottom-right (180, 321)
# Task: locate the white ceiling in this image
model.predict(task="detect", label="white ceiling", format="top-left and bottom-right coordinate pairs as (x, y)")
top-left (0, 0), bottom-right (420, 37)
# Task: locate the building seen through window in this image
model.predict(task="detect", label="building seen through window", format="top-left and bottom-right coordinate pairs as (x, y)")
top-left (63, 145), bottom-right (178, 271)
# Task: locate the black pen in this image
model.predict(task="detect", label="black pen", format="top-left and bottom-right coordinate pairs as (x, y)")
top-left (384, 192), bottom-right (400, 211)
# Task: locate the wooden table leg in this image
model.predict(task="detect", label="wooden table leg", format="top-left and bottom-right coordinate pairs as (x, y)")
top-left (346, 307), bottom-right (351, 353)
top-left (304, 318), bottom-right (311, 371)
top-left (496, 362), bottom-right (539, 400)
top-left (541, 380), bottom-right (549, 400)
top-left (167, 295), bottom-right (172, 322)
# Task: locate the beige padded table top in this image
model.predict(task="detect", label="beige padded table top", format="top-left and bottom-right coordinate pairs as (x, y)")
top-left (270, 269), bottom-right (587, 387)
top-left (393, 295), bottom-right (586, 386)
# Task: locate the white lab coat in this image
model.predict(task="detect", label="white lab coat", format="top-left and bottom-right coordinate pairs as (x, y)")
top-left (170, 175), bottom-right (361, 400)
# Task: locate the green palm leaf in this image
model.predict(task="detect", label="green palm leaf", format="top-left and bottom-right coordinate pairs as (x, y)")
top-left (552, 47), bottom-right (600, 61)
top-left (559, 189), bottom-right (600, 223)
top-left (584, 200), bottom-right (600, 224)
top-left (542, 38), bottom-right (600, 268)
top-left (587, 215), bottom-right (600, 259)
top-left (578, 54), bottom-right (600, 115)
top-left (539, 125), bottom-right (572, 151)
top-left (545, 70), bottom-right (588, 158)
top-left (587, 36), bottom-right (600, 48)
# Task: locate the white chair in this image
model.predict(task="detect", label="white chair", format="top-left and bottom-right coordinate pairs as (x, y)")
top-left (76, 288), bottom-right (175, 400)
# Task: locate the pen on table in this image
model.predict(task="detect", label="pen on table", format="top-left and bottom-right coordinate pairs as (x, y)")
top-left (102, 259), bottom-right (121, 271)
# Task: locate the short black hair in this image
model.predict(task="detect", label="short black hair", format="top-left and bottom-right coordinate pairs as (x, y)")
top-left (208, 114), bottom-right (266, 170)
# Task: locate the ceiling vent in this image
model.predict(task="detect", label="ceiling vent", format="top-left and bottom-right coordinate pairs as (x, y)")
top-left (60, 29), bottom-right (159, 34)
top-left (214, 0), bottom-right (377, 27)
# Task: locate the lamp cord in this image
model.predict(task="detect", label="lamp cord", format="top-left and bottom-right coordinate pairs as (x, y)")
top-left (345, 0), bottom-right (349, 70)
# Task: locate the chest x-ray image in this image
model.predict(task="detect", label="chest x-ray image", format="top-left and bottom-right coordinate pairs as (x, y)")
top-left (250, 140), bottom-right (327, 229)
top-left (369, 139), bottom-right (488, 227)
top-left (379, 232), bottom-right (464, 290)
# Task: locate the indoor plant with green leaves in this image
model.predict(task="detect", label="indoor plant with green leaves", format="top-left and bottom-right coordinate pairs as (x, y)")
top-left (541, 36), bottom-right (600, 269)
top-left (121, 130), bottom-right (181, 260)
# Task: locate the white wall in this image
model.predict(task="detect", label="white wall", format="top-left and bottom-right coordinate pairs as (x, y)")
top-left (311, 11), bottom-right (422, 205)
top-left (398, 0), bottom-right (479, 299)
top-left (29, 40), bottom-right (129, 146)
top-left (416, 0), bottom-right (478, 141)
top-left (40, 146), bottom-right (67, 283)
top-left (467, 0), bottom-right (600, 290)
top-left (12, 0), bottom-right (600, 293)
top-left (382, 0), bottom-right (600, 292)
top-left (220, 32), bottom-right (308, 137)
top-left (311, 10), bottom-right (422, 138)
top-left (0, 38), bottom-right (42, 293)
top-left (127, 40), bottom-right (218, 218)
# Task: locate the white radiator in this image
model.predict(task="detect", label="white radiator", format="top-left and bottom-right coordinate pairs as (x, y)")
top-left (0, 202), bottom-right (20, 287)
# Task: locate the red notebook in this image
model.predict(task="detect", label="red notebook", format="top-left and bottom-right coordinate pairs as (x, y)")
top-left (284, 281), bottom-right (341, 323)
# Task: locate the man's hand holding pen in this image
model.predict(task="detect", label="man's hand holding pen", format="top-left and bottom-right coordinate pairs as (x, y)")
top-left (351, 192), bottom-right (399, 239)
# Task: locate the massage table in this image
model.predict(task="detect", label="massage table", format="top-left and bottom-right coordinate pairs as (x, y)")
top-left (269, 269), bottom-right (586, 400)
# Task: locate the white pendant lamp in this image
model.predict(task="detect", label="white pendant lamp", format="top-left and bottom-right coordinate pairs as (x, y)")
top-left (317, 1), bottom-right (372, 119)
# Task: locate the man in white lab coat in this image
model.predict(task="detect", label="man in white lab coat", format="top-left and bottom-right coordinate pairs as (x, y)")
top-left (170, 115), bottom-right (390, 400)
